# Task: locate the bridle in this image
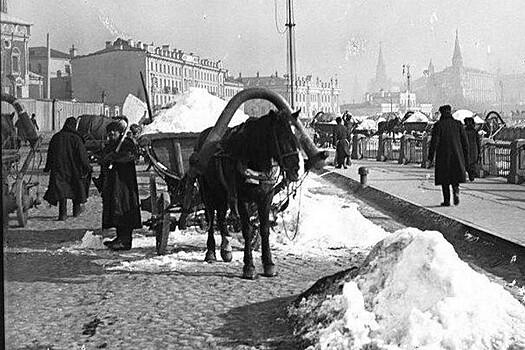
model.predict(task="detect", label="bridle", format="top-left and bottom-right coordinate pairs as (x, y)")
top-left (271, 119), bottom-right (299, 178)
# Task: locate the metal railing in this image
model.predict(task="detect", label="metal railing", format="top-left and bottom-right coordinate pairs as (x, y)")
top-left (352, 134), bottom-right (522, 182)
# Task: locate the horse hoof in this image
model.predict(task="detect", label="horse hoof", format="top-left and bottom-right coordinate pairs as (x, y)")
top-left (220, 250), bottom-right (232, 263)
top-left (242, 267), bottom-right (258, 280)
top-left (204, 251), bottom-right (217, 263)
top-left (262, 265), bottom-right (278, 277)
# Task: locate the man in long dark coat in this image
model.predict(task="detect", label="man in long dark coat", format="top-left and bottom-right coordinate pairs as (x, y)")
top-left (428, 105), bottom-right (469, 206)
top-left (44, 117), bottom-right (91, 220)
top-left (332, 117), bottom-right (351, 169)
top-left (464, 117), bottom-right (481, 181)
top-left (100, 121), bottom-right (141, 251)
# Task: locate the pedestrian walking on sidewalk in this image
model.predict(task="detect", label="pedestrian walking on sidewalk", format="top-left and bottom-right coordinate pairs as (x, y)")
top-left (43, 117), bottom-right (92, 220)
top-left (332, 117), bottom-right (351, 169)
top-left (464, 117), bottom-right (481, 181)
top-left (99, 121), bottom-right (141, 251)
top-left (428, 105), bottom-right (469, 206)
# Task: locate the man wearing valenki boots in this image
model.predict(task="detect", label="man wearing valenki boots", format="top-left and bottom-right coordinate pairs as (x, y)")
top-left (428, 105), bottom-right (469, 206)
top-left (99, 121), bottom-right (141, 251)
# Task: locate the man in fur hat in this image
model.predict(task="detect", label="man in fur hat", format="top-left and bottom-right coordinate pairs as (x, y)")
top-left (99, 121), bottom-right (141, 251)
top-left (428, 105), bottom-right (469, 206)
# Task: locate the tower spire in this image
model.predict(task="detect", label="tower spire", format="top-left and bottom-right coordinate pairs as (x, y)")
top-left (452, 29), bottom-right (463, 67)
top-left (376, 42), bottom-right (387, 81)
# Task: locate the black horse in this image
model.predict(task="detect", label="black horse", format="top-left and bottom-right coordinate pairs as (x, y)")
top-left (375, 113), bottom-right (404, 138)
top-left (195, 109), bottom-right (301, 279)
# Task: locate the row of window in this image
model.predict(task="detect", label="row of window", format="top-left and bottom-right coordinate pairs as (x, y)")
top-left (150, 60), bottom-right (221, 83)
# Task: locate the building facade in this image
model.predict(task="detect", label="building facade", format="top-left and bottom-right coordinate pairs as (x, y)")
top-left (412, 31), bottom-right (499, 112)
top-left (239, 72), bottom-right (341, 119)
top-left (0, 2), bottom-right (32, 98)
top-left (28, 45), bottom-right (75, 100)
top-left (71, 38), bottom-right (244, 108)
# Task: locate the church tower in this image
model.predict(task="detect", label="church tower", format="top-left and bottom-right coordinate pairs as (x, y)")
top-left (375, 42), bottom-right (388, 84)
top-left (452, 29), bottom-right (463, 67)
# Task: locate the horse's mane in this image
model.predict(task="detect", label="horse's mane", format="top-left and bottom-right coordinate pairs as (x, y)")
top-left (221, 110), bottom-right (279, 172)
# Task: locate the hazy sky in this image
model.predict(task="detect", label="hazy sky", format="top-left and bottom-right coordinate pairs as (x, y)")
top-left (8, 0), bottom-right (525, 103)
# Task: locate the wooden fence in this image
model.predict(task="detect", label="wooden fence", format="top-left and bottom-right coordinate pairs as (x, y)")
top-left (14, 99), bottom-right (104, 132)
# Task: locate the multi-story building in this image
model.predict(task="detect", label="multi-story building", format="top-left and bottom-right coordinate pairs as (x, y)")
top-left (239, 71), bottom-right (341, 119)
top-left (71, 38), bottom-right (244, 108)
top-left (412, 31), bottom-right (499, 111)
top-left (0, 0), bottom-right (32, 98)
top-left (28, 45), bottom-right (75, 100)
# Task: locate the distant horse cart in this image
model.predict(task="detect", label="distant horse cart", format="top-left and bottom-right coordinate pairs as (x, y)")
top-left (2, 93), bottom-right (43, 227)
top-left (311, 111), bottom-right (360, 147)
top-left (139, 88), bottom-right (327, 278)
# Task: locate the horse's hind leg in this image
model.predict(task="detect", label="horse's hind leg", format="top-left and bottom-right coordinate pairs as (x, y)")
top-left (258, 201), bottom-right (277, 277)
top-left (217, 205), bottom-right (232, 262)
top-left (204, 207), bottom-right (217, 262)
top-left (238, 202), bottom-right (256, 279)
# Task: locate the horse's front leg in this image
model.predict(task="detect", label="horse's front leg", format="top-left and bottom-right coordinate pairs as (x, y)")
top-left (238, 201), bottom-right (256, 279)
top-left (217, 205), bottom-right (232, 262)
top-left (204, 206), bottom-right (217, 263)
top-left (258, 197), bottom-right (277, 277)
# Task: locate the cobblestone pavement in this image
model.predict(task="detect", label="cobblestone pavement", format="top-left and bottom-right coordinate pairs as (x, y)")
top-left (4, 161), bottom-right (405, 350)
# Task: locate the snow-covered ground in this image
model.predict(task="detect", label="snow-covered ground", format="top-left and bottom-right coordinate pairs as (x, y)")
top-left (70, 172), bottom-right (525, 350)
top-left (70, 92), bottom-right (525, 350)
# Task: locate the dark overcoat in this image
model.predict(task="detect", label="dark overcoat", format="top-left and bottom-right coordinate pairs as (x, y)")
top-left (43, 120), bottom-right (91, 205)
top-left (465, 126), bottom-right (481, 167)
top-left (333, 123), bottom-right (351, 160)
top-left (428, 113), bottom-right (469, 185)
top-left (99, 138), bottom-right (141, 229)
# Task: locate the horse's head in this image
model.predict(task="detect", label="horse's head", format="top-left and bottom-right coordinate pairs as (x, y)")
top-left (269, 110), bottom-right (301, 182)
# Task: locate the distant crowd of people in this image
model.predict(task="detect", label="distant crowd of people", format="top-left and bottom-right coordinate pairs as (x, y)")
top-left (332, 105), bottom-right (482, 206)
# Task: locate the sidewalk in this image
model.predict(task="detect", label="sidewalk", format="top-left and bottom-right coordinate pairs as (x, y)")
top-left (324, 158), bottom-right (525, 247)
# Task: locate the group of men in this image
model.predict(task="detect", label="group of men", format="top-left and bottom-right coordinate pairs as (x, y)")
top-left (331, 105), bottom-right (481, 207)
top-left (43, 117), bottom-right (141, 251)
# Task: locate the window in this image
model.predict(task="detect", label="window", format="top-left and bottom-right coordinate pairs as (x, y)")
top-left (12, 48), bottom-right (20, 73)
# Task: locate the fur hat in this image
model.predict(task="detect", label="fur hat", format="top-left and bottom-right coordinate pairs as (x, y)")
top-left (106, 120), bottom-right (125, 133)
top-left (439, 105), bottom-right (452, 114)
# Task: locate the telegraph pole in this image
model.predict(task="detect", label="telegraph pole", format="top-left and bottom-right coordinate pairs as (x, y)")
top-left (285, 0), bottom-right (296, 109)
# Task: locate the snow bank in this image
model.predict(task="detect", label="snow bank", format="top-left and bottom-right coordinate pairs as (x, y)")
top-left (405, 111), bottom-right (429, 123)
top-left (141, 87), bottom-right (249, 134)
top-left (291, 228), bottom-right (525, 350)
top-left (356, 119), bottom-right (378, 131)
top-left (272, 175), bottom-right (388, 254)
top-left (74, 231), bottom-right (107, 250)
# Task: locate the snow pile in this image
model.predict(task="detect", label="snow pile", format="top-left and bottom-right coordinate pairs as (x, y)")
top-left (356, 118), bottom-right (378, 131)
top-left (404, 111), bottom-right (429, 123)
top-left (74, 231), bottom-right (107, 250)
top-left (141, 88), bottom-right (249, 134)
top-left (272, 175), bottom-right (388, 254)
top-left (291, 228), bottom-right (525, 350)
top-left (453, 109), bottom-right (485, 124)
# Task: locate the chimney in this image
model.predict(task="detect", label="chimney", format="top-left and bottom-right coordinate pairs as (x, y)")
top-left (275, 70), bottom-right (278, 77)
top-left (256, 71), bottom-right (259, 78)
top-left (105, 41), bottom-right (112, 48)
top-left (69, 44), bottom-right (77, 59)
top-left (238, 72), bottom-right (242, 78)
